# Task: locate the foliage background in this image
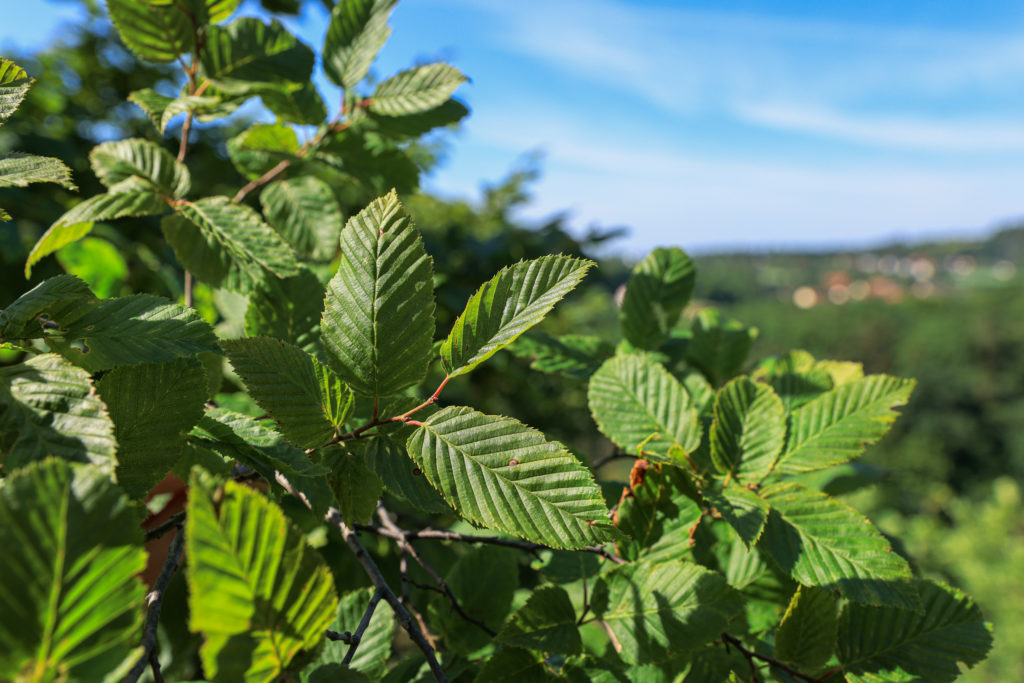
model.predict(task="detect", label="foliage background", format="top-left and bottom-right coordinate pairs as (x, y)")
top-left (0, 1), bottom-right (1021, 680)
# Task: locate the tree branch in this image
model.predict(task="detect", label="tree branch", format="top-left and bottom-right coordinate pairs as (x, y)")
top-left (124, 523), bottom-right (186, 683)
top-left (325, 508), bottom-right (448, 682)
top-left (377, 506), bottom-right (497, 637)
top-left (354, 522), bottom-right (626, 565)
top-left (145, 511), bottom-right (185, 541)
top-left (232, 159), bottom-right (292, 203)
top-left (342, 588), bottom-right (383, 666)
top-left (721, 632), bottom-right (837, 683)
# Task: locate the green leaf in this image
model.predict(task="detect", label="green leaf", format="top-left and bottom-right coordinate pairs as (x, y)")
top-left (106, 0), bottom-right (193, 62)
top-left (322, 191), bottom-right (435, 397)
top-left (316, 588), bottom-right (394, 678)
top-left (497, 585), bottom-right (581, 655)
top-left (0, 59), bottom-right (31, 125)
top-left (0, 152), bottom-right (75, 190)
top-left (98, 358), bottom-right (208, 499)
top-left (186, 474), bottom-right (339, 681)
top-left (775, 375), bottom-right (915, 475)
top-left (615, 464), bottom-right (702, 562)
top-left (774, 586), bottom-right (838, 673)
top-left (89, 138), bottom-right (189, 197)
top-left (244, 269), bottom-right (325, 356)
top-left (261, 81), bottom-right (327, 125)
top-left (129, 88), bottom-right (227, 134)
top-left (192, 409), bottom-right (329, 480)
top-left (508, 332), bottom-right (613, 380)
top-left (260, 175), bottom-right (343, 260)
top-left (45, 294), bottom-right (220, 372)
top-left (0, 354), bottom-right (117, 473)
top-left (182, 0), bottom-right (241, 24)
top-left (0, 459), bottom-right (147, 682)
top-left (757, 482), bottom-right (915, 608)
top-left (685, 308), bottom-right (757, 386)
top-left (837, 579), bottom-right (992, 682)
top-left (587, 353), bottom-right (700, 464)
top-left (406, 406), bottom-right (618, 549)
top-left (323, 0), bottom-right (396, 89)
top-left (168, 196), bottom-right (302, 290)
top-left (474, 648), bottom-right (551, 682)
top-left (370, 63), bottom-right (467, 116)
top-left (709, 376), bottom-right (786, 481)
top-left (620, 247), bottom-right (695, 349)
top-left (703, 484), bottom-right (770, 548)
top-left (25, 191), bottom-right (168, 277)
top-left (223, 337), bottom-right (353, 450)
top-left (766, 368), bottom-right (833, 412)
top-left (363, 436), bottom-right (449, 513)
top-left (201, 17), bottom-right (314, 93)
top-left (427, 546), bottom-right (518, 654)
top-left (227, 122), bottom-right (298, 179)
top-left (367, 98), bottom-right (469, 140)
top-left (441, 255), bottom-right (593, 378)
top-left (597, 560), bottom-right (743, 665)
top-left (325, 451), bottom-right (382, 525)
top-left (0, 275), bottom-right (96, 342)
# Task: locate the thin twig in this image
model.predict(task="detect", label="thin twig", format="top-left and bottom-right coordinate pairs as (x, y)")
top-left (272, 473), bottom-right (446, 681)
top-left (232, 159), bottom-right (292, 203)
top-left (148, 649), bottom-right (164, 683)
top-left (176, 111), bottom-right (193, 163)
top-left (325, 629), bottom-right (354, 644)
top-left (145, 512), bottom-right (186, 541)
top-left (343, 588), bottom-right (383, 665)
top-left (378, 506), bottom-right (497, 637)
top-left (588, 450), bottom-right (633, 471)
top-left (721, 633), bottom-right (833, 683)
top-left (325, 508), bottom-right (448, 682)
top-left (124, 524), bottom-right (186, 683)
top-left (354, 523), bottom-right (626, 564)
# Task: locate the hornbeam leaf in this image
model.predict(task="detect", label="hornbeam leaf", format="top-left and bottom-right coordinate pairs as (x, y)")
top-left (25, 191), bottom-right (168, 276)
top-left (442, 255), bottom-right (593, 378)
top-left (370, 63), bottom-right (467, 116)
top-left (170, 196), bottom-right (302, 290)
top-left (180, 0), bottom-right (241, 24)
top-left (314, 588), bottom-right (394, 678)
top-left (128, 88), bottom-right (226, 134)
top-left (508, 332), bottom-right (613, 380)
top-left (323, 0), bottom-right (396, 89)
top-left (186, 474), bottom-right (339, 681)
top-left (89, 138), bottom-right (190, 197)
top-left (244, 269), bottom-right (325, 356)
top-left (0, 153), bottom-right (75, 190)
top-left (686, 308), bottom-right (757, 386)
top-left (227, 122), bottom-right (299, 180)
top-left (200, 17), bottom-right (314, 93)
top-left (775, 375), bottom-right (915, 474)
top-left (322, 191), bottom-right (434, 397)
top-left (406, 406), bottom-right (618, 549)
top-left (45, 294), bottom-right (220, 372)
top-left (363, 436), bottom-right (449, 513)
top-left (709, 376), bottom-right (786, 482)
top-left (0, 274), bottom-right (96, 342)
top-left (107, 0), bottom-right (193, 62)
top-left (260, 175), bottom-right (343, 260)
top-left (774, 586), bottom-right (838, 673)
top-left (473, 648), bottom-right (549, 682)
top-left (0, 459), bottom-right (146, 681)
top-left (757, 482), bottom-right (915, 608)
top-left (222, 336), bottom-right (354, 450)
top-left (191, 409), bottom-right (329, 480)
top-left (367, 98), bottom-right (469, 140)
top-left (620, 247), bottom-right (695, 349)
top-left (703, 484), bottom-right (770, 548)
top-left (597, 560), bottom-right (743, 665)
top-left (838, 579), bottom-right (992, 682)
top-left (97, 358), bottom-right (208, 499)
top-left (497, 585), bottom-right (581, 655)
top-left (0, 354), bottom-right (117, 473)
top-left (261, 81), bottom-right (327, 125)
top-left (587, 353), bottom-right (700, 464)
top-left (0, 59), bottom-right (31, 125)
top-left (615, 465), bottom-right (702, 563)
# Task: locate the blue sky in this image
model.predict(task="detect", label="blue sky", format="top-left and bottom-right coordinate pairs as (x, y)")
top-left (6, 0), bottom-right (1024, 254)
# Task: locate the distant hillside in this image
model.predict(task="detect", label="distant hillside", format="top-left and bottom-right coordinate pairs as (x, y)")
top-left (693, 225), bottom-right (1023, 308)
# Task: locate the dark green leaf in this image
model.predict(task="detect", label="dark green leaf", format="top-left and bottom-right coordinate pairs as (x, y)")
top-left (200, 17), bottom-right (314, 93)
top-left (774, 586), bottom-right (838, 673)
top-left (710, 376), bottom-right (785, 482)
top-left (315, 588), bottom-right (393, 678)
top-left (0, 275), bottom-right (95, 342)
top-left (244, 269), bottom-right (325, 357)
top-left (620, 247), bottom-right (695, 349)
top-left (686, 308), bottom-right (757, 386)
top-left (508, 332), bottom-right (613, 380)
top-left (260, 175), bottom-right (343, 261)
top-left (106, 0), bottom-right (193, 62)
top-left (497, 585), bottom-right (581, 654)
top-left (363, 436), bottom-right (449, 513)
